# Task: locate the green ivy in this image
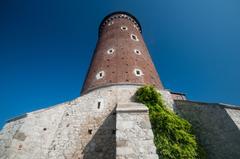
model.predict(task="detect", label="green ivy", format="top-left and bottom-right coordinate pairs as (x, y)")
top-left (135, 85), bottom-right (206, 159)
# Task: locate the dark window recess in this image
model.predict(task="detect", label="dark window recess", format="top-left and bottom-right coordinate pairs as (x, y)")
top-left (99, 73), bottom-right (103, 77)
top-left (43, 128), bottom-right (47, 131)
top-left (18, 144), bottom-right (23, 150)
top-left (88, 129), bottom-right (93, 134)
top-left (112, 130), bottom-right (116, 134)
top-left (121, 26), bottom-right (127, 30)
top-left (98, 102), bottom-right (101, 109)
top-left (136, 70), bottom-right (140, 75)
top-left (131, 35), bottom-right (138, 40)
top-left (126, 79), bottom-right (129, 82)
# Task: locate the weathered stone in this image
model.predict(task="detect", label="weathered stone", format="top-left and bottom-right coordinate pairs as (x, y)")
top-left (13, 131), bottom-right (26, 141)
top-left (116, 103), bottom-right (158, 159)
top-left (175, 100), bottom-right (240, 159)
top-left (0, 85), bottom-right (168, 159)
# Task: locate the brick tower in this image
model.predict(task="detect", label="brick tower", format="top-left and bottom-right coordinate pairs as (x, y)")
top-left (0, 12), bottom-right (167, 159)
top-left (82, 11), bottom-right (163, 94)
top-left (1, 11), bottom-right (240, 159)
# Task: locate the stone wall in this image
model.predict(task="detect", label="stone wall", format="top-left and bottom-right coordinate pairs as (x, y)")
top-left (0, 85), bottom-right (119, 159)
top-left (174, 100), bottom-right (240, 159)
top-left (0, 85), bottom-right (165, 159)
top-left (116, 103), bottom-right (158, 159)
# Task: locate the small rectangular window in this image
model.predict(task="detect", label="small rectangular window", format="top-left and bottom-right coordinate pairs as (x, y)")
top-left (88, 129), bottom-right (93, 134)
top-left (98, 102), bottom-right (101, 109)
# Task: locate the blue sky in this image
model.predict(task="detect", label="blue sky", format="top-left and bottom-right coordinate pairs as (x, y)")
top-left (0, 0), bottom-right (240, 127)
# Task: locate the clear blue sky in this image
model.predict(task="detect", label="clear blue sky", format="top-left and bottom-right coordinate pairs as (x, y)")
top-left (0, 0), bottom-right (240, 127)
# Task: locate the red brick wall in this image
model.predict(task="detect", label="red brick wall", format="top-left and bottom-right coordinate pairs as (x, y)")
top-left (81, 12), bottom-right (164, 94)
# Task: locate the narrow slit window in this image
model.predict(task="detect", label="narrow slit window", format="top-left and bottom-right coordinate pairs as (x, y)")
top-left (98, 102), bottom-right (101, 109)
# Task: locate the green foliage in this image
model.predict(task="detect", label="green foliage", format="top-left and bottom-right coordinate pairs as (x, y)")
top-left (135, 85), bottom-right (206, 159)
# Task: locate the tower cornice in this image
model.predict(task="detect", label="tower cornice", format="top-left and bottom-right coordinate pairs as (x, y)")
top-left (98, 11), bottom-right (142, 37)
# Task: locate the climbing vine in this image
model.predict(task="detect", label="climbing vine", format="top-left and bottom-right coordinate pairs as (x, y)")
top-left (135, 85), bottom-right (206, 159)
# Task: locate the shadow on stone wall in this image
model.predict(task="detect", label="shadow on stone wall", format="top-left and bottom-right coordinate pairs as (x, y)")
top-left (83, 110), bottom-right (116, 159)
top-left (174, 100), bottom-right (240, 159)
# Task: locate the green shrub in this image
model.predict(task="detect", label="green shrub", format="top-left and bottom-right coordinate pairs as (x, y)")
top-left (135, 85), bottom-right (206, 159)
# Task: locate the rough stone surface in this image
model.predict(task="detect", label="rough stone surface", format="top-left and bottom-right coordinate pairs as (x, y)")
top-left (0, 85), bottom-right (166, 159)
top-left (174, 100), bottom-right (240, 159)
top-left (116, 103), bottom-right (158, 159)
top-left (158, 90), bottom-right (175, 111)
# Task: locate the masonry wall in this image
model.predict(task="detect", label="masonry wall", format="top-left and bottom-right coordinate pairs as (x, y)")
top-left (116, 103), bottom-right (158, 159)
top-left (0, 85), bottom-right (169, 159)
top-left (82, 12), bottom-right (163, 94)
top-left (174, 100), bottom-right (240, 159)
top-left (0, 86), bottom-right (118, 159)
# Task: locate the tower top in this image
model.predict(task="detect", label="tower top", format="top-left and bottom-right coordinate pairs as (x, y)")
top-left (99, 11), bottom-right (142, 37)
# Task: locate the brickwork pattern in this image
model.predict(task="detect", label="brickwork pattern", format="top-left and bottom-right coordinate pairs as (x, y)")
top-left (82, 12), bottom-right (163, 94)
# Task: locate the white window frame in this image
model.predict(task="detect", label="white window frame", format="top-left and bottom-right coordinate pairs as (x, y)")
top-left (131, 34), bottom-right (139, 41)
top-left (96, 71), bottom-right (105, 79)
top-left (134, 49), bottom-right (141, 55)
top-left (121, 26), bottom-right (128, 31)
top-left (108, 21), bottom-right (114, 26)
top-left (134, 69), bottom-right (143, 76)
top-left (107, 48), bottom-right (115, 54)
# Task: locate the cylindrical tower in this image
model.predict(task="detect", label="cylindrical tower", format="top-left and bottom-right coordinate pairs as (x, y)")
top-left (81, 11), bottom-right (164, 94)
